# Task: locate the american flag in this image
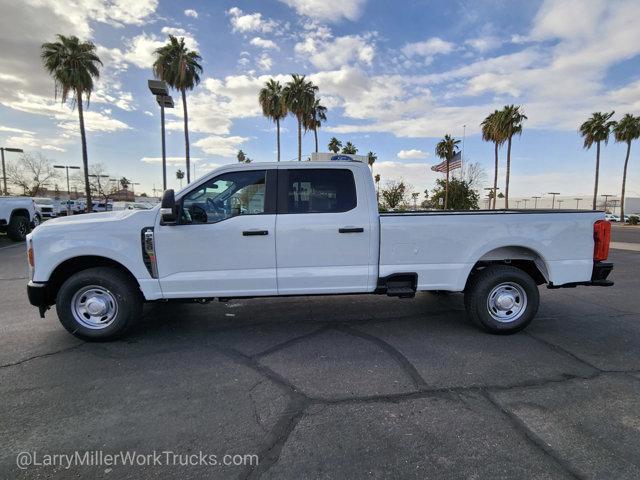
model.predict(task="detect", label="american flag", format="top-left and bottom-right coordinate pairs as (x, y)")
top-left (430, 151), bottom-right (462, 173)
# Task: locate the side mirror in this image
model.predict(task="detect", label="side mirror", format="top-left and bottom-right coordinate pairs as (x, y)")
top-left (160, 189), bottom-right (177, 224)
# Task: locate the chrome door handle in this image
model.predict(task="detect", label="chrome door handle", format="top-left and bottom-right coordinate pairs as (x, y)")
top-left (339, 227), bottom-right (364, 233)
top-left (242, 230), bottom-right (269, 236)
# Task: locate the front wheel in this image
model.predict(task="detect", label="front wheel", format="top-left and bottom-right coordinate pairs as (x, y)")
top-left (464, 265), bottom-right (539, 334)
top-left (56, 267), bottom-right (142, 341)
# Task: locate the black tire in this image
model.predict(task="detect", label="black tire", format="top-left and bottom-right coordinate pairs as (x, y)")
top-left (464, 265), bottom-right (539, 334)
top-left (56, 267), bottom-right (142, 341)
top-left (7, 215), bottom-right (30, 241)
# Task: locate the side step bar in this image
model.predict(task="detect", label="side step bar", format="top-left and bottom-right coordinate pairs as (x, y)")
top-left (375, 273), bottom-right (417, 298)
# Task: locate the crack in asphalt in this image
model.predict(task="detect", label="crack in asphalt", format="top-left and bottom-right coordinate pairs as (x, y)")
top-left (525, 332), bottom-right (605, 372)
top-left (481, 390), bottom-right (584, 480)
top-left (0, 342), bottom-right (85, 369)
top-left (251, 325), bottom-right (333, 359)
top-left (336, 324), bottom-right (429, 390)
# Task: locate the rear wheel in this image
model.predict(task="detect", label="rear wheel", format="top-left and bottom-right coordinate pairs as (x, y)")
top-left (7, 215), bottom-right (30, 241)
top-left (464, 265), bottom-right (539, 334)
top-left (56, 267), bottom-right (142, 341)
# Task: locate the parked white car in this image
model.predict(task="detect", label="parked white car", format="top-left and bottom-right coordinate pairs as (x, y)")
top-left (26, 160), bottom-right (614, 340)
top-left (0, 196), bottom-right (39, 241)
top-left (91, 200), bottom-right (113, 212)
top-left (605, 213), bottom-right (620, 222)
top-left (112, 201), bottom-right (152, 211)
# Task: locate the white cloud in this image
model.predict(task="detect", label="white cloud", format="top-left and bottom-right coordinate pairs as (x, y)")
top-left (295, 34), bottom-right (375, 69)
top-left (257, 53), bottom-right (273, 71)
top-left (278, 0), bottom-right (367, 22)
top-left (464, 36), bottom-right (501, 53)
top-left (250, 37), bottom-right (279, 50)
top-left (227, 7), bottom-right (278, 33)
top-left (184, 9), bottom-right (198, 18)
top-left (398, 149), bottom-right (428, 159)
top-left (0, 125), bottom-right (34, 135)
top-left (141, 156), bottom-right (203, 166)
top-left (402, 37), bottom-right (455, 59)
top-left (122, 28), bottom-right (199, 69)
top-left (144, 111), bottom-right (154, 117)
top-left (193, 135), bottom-right (249, 157)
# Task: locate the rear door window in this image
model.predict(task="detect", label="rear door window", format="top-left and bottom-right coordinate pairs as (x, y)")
top-left (283, 169), bottom-right (356, 214)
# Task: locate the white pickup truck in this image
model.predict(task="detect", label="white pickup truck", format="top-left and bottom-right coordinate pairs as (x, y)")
top-left (0, 196), bottom-right (39, 241)
top-left (26, 160), bottom-right (613, 340)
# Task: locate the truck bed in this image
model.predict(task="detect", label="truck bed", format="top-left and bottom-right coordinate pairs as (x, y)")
top-left (379, 210), bottom-right (603, 291)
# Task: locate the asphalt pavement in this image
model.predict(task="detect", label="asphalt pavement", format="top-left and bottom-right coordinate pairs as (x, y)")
top-left (1, 226), bottom-right (639, 479)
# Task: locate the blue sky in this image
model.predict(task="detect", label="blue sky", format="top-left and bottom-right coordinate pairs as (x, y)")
top-left (1, 0), bottom-right (639, 199)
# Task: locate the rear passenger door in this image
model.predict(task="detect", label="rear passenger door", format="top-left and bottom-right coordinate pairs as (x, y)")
top-left (276, 167), bottom-right (372, 294)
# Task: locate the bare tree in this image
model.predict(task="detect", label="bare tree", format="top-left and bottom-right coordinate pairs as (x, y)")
top-left (7, 153), bottom-right (59, 196)
top-left (381, 180), bottom-right (410, 210)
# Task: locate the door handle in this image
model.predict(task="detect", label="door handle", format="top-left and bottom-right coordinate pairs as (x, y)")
top-left (338, 227), bottom-right (364, 233)
top-left (242, 230), bottom-right (269, 236)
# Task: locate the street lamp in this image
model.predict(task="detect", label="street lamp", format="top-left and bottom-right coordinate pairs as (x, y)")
top-left (148, 80), bottom-right (174, 191)
top-left (574, 198), bottom-right (583, 209)
top-left (557, 199), bottom-right (564, 209)
top-left (601, 194), bottom-right (614, 212)
top-left (54, 164), bottom-right (81, 214)
top-left (532, 196), bottom-right (541, 209)
top-left (548, 192), bottom-right (560, 209)
top-left (1, 147), bottom-right (24, 195)
top-left (522, 198), bottom-right (529, 209)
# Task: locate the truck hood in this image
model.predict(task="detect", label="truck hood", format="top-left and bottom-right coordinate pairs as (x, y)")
top-left (34, 208), bottom-right (157, 231)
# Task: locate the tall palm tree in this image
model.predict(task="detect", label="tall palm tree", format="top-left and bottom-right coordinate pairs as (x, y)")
top-left (498, 105), bottom-right (527, 209)
top-left (342, 142), bottom-right (357, 154)
top-left (367, 151), bottom-right (377, 172)
top-left (481, 110), bottom-right (506, 209)
top-left (579, 111), bottom-right (616, 210)
top-left (153, 35), bottom-right (203, 183)
top-left (374, 173), bottom-right (381, 203)
top-left (258, 79), bottom-right (287, 161)
top-left (304, 98), bottom-right (327, 153)
top-left (283, 74), bottom-right (318, 161)
top-left (613, 114), bottom-right (640, 220)
top-left (176, 168), bottom-right (184, 188)
top-left (41, 35), bottom-right (102, 212)
top-left (328, 137), bottom-right (342, 153)
top-left (435, 134), bottom-right (461, 210)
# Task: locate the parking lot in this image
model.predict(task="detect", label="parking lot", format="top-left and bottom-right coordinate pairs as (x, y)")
top-left (1, 226), bottom-right (639, 479)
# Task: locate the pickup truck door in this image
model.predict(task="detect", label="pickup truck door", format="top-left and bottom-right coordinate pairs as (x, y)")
top-left (275, 166), bottom-right (373, 294)
top-left (154, 168), bottom-right (277, 298)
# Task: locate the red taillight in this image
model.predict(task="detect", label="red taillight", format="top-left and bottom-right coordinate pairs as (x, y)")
top-left (593, 220), bottom-right (611, 261)
top-left (27, 246), bottom-right (34, 267)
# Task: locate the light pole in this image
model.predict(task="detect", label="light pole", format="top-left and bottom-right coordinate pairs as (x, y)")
top-left (574, 197), bottom-right (583, 209)
top-left (557, 199), bottom-right (564, 209)
top-left (532, 196), bottom-right (541, 209)
top-left (1, 147), bottom-right (24, 195)
top-left (54, 164), bottom-right (80, 214)
top-left (548, 192), bottom-right (560, 209)
top-left (148, 80), bottom-right (174, 191)
top-left (601, 194), bottom-right (613, 212)
top-left (522, 198), bottom-right (529, 209)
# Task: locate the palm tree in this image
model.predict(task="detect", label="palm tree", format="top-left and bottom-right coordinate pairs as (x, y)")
top-left (153, 35), bottom-right (203, 183)
top-left (41, 35), bottom-right (102, 212)
top-left (579, 111), bottom-right (616, 210)
top-left (237, 150), bottom-right (247, 163)
top-left (613, 114), bottom-right (640, 221)
top-left (342, 142), bottom-right (358, 154)
top-left (367, 151), bottom-right (377, 172)
top-left (259, 79), bottom-right (287, 161)
top-left (498, 105), bottom-right (527, 209)
top-left (283, 74), bottom-right (318, 161)
top-left (176, 168), bottom-right (184, 188)
top-left (328, 137), bottom-right (342, 153)
top-left (435, 134), bottom-right (461, 210)
top-left (374, 173), bottom-right (381, 203)
top-left (481, 110), bottom-right (506, 209)
top-left (304, 98), bottom-right (327, 153)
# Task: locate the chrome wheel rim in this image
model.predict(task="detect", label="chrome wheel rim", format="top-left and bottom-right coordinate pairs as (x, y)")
top-left (33, 215), bottom-right (40, 227)
top-left (18, 221), bottom-right (28, 236)
top-left (71, 285), bottom-right (118, 329)
top-left (487, 282), bottom-right (527, 323)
